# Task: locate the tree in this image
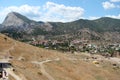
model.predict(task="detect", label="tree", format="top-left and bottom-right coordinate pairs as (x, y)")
top-left (107, 48), bottom-right (114, 57)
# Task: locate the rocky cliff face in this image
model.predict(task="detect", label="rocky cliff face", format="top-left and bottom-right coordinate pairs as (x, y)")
top-left (1, 12), bottom-right (53, 40)
top-left (2, 12), bottom-right (53, 31)
top-left (2, 12), bottom-right (38, 32)
top-left (2, 12), bottom-right (25, 27)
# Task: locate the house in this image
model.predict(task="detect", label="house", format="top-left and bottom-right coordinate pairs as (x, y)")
top-left (0, 62), bottom-right (11, 79)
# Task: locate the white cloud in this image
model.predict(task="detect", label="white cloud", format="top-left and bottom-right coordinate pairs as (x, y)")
top-left (0, 4), bottom-right (41, 23)
top-left (106, 14), bottom-right (120, 19)
top-left (110, 0), bottom-right (120, 2)
top-left (0, 2), bottom-right (84, 23)
top-left (42, 1), bottom-right (84, 22)
top-left (102, 1), bottom-right (115, 9)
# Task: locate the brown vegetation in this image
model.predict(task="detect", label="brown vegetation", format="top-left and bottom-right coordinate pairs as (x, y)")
top-left (0, 34), bottom-right (120, 80)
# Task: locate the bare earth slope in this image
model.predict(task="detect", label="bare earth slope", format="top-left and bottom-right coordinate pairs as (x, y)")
top-left (0, 34), bottom-right (120, 80)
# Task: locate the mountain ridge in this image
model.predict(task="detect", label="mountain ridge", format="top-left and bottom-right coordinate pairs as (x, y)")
top-left (0, 12), bottom-right (120, 43)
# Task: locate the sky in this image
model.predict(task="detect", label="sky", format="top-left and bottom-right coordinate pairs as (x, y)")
top-left (0, 0), bottom-right (120, 23)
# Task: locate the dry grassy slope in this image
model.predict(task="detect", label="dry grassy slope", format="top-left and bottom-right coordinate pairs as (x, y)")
top-left (0, 33), bottom-right (60, 60)
top-left (45, 56), bottom-right (120, 80)
top-left (0, 34), bottom-right (120, 80)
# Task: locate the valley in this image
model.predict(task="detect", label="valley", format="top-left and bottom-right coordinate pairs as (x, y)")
top-left (0, 12), bottom-right (120, 57)
top-left (0, 12), bottom-right (120, 80)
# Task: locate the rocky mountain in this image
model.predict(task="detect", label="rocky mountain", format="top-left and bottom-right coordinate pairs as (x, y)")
top-left (1, 12), bottom-right (53, 40)
top-left (0, 24), bottom-right (2, 30)
top-left (0, 12), bottom-right (120, 80)
top-left (49, 17), bottom-right (120, 33)
top-left (2, 12), bottom-right (32, 27)
top-left (0, 12), bottom-right (120, 43)
top-left (48, 17), bottom-right (120, 42)
top-left (2, 12), bottom-right (37, 32)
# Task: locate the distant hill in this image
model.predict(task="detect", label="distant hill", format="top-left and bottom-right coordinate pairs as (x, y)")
top-left (93, 17), bottom-right (120, 32)
top-left (49, 17), bottom-right (120, 42)
top-left (49, 17), bottom-right (120, 34)
top-left (0, 12), bottom-right (120, 42)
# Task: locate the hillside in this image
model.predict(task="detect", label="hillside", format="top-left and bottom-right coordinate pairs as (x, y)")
top-left (1, 12), bottom-right (53, 40)
top-left (49, 17), bottom-right (120, 34)
top-left (0, 34), bottom-right (120, 80)
top-left (0, 12), bottom-right (120, 43)
top-left (48, 17), bottom-right (120, 42)
top-left (93, 17), bottom-right (120, 32)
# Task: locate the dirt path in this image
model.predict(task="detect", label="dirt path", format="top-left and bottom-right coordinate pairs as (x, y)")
top-left (3, 42), bottom-right (16, 59)
top-left (0, 41), bottom-right (22, 80)
top-left (0, 42), bottom-right (16, 62)
top-left (108, 57), bottom-right (120, 64)
top-left (32, 58), bottom-right (60, 80)
top-left (4, 68), bottom-right (22, 80)
top-left (0, 42), bottom-right (26, 80)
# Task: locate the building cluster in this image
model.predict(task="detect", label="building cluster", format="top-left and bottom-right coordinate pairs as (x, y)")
top-left (30, 39), bottom-right (120, 57)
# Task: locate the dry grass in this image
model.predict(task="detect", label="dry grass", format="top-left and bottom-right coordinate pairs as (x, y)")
top-left (0, 34), bottom-right (120, 80)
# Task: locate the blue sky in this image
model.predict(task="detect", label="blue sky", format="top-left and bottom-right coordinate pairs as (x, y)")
top-left (0, 0), bottom-right (120, 23)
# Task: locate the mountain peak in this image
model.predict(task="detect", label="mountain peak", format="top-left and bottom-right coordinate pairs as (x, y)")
top-left (2, 12), bottom-right (32, 27)
top-left (2, 12), bottom-right (24, 27)
top-left (8, 11), bottom-right (18, 15)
